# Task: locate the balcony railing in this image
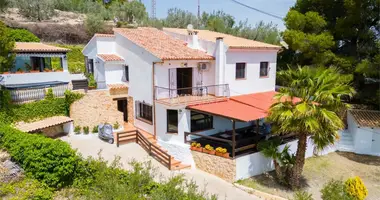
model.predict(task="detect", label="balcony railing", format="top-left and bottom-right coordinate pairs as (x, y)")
top-left (155, 84), bottom-right (230, 105)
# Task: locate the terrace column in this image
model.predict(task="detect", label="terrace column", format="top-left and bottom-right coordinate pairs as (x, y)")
top-left (215, 37), bottom-right (226, 96)
top-left (61, 55), bottom-right (69, 72)
top-left (232, 120), bottom-right (236, 158)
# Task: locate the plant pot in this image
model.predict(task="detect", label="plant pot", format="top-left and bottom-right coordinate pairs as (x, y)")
top-left (202, 148), bottom-right (216, 155)
top-left (216, 152), bottom-right (229, 158)
top-left (30, 70), bottom-right (40, 73)
top-left (54, 69), bottom-right (63, 72)
top-left (190, 146), bottom-right (202, 152)
top-left (88, 86), bottom-right (96, 90)
top-left (15, 71), bottom-right (24, 74)
top-left (2, 72), bottom-right (9, 74)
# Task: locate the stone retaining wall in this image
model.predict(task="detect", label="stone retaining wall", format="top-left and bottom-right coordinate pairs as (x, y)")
top-left (70, 90), bottom-right (124, 128)
top-left (191, 151), bottom-right (236, 182)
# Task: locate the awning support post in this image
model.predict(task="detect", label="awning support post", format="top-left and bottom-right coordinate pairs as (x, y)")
top-left (232, 120), bottom-right (236, 158)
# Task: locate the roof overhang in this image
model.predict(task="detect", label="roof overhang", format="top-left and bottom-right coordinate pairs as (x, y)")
top-left (16, 116), bottom-right (73, 133)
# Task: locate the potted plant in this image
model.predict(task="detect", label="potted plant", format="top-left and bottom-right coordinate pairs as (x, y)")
top-left (88, 74), bottom-right (97, 90)
top-left (74, 126), bottom-right (81, 134)
top-left (215, 147), bottom-right (229, 158)
top-left (202, 144), bottom-right (216, 155)
top-left (44, 68), bottom-right (52, 72)
top-left (190, 142), bottom-right (202, 152)
top-left (83, 126), bottom-right (90, 135)
top-left (92, 126), bottom-right (98, 134)
top-left (16, 68), bottom-right (24, 74)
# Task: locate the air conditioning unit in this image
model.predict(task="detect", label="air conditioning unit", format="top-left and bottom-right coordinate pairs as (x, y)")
top-left (198, 63), bottom-right (209, 71)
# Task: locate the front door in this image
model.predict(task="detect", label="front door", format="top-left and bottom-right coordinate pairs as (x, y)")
top-left (117, 99), bottom-right (128, 122)
top-left (372, 132), bottom-right (380, 154)
top-left (177, 68), bottom-right (193, 95)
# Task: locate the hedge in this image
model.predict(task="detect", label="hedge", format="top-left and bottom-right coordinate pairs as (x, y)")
top-left (0, 125), bottom-right (79, 188)
top-left (7, 28), bottom-right (40, 42)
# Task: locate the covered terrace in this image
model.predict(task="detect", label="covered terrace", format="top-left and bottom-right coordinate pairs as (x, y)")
top-left (185, 91), bottom-right (299, 158)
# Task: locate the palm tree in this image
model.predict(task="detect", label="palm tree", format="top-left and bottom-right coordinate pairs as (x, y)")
top-left (267, 66), bottom-right (355, 188)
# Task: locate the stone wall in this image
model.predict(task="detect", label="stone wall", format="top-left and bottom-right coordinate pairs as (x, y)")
top-left (191, 151), bottom-right (236, 182)
top-left (41, 125), bottom-right (64, 137)
top-left (70, 90), bottom-right (124, 128)
top-left (127, 97), bottom-right (134, 124)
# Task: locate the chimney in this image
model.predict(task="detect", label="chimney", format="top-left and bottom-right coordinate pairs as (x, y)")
top-left (215, 37), bottom-right (225, 96)
top-left (187, 30), bottom-right (200, 50)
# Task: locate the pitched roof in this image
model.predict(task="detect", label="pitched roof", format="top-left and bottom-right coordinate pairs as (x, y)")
top-left (94, 33), bottom-right (115, 38)
top-left (164, 28), bottom-right (281, 50)
top-left (113, 27), bottom-right (214, 61)
top-left (350, 110), bottom-right (380, 128)
top-left (97, 54), bottom-right (124, 62)
top-left (16, 116), bottom-right (73, 132)
top-left (108, 83), bottom-right (128, 89)
top-left (14, 42), bottom-right (70, 53)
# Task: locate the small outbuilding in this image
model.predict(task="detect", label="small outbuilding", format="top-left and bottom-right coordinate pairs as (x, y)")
top-left (342, 110), bottom-right (380, 156)
top-left (16, 116), bottom-right (74, 138)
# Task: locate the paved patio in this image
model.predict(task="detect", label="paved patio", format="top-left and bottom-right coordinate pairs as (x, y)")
top-left (60, 134), bottom-right (259, 200)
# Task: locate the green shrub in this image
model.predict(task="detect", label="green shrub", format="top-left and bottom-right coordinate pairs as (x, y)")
top-left (51, 44), bottom-right (85, 74)
top-left (74, 126), bottom-right (81, 134)
top-left (113, 121), bottom-right (120, 129)
top-left (0, 126), bottom-right (79, 188)
top-left (92, 126), bottom-right (98, 133)
top-left (321, 179), bottom-right (352, 200)
top-left (0, 178), bottom-right (53, 200)
top-left (45, 88), bottom-right (54, 100)
top-left (11, 98), bottom-right (66, 122)
top-left (345, 176), bottom-right (368, 200)
top-left (64, 90), bottom-right (84, 116)
top-left (85, 14), bottom-right (105, 36)
top-left (7, 28), bottom-right (40, 42)
top-left (83, 126), bottom-right (89, 134)
top-left (87, 73), bottom-right (97, 88)
top-left (293, 190), bottom-right (313, 200)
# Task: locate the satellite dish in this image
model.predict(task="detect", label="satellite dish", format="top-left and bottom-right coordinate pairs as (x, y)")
top-left (187, 24), bottom-right (194, 32)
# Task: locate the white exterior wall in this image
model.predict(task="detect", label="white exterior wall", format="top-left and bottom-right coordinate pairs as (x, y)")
top-left (104, 63), bottom-right (126, 84)
top-left (225, 50), bottom-right (277, 96)
top-left (63, 121), bottom-right (74, 135)
top-left (94, 59), bottom-right (106, 89)
top-left (1, 71), bottom-right (71, 85)
top-left (235, 137), bottom-right (336, 180)
top-left (114, 33), bottom-right (160, 134)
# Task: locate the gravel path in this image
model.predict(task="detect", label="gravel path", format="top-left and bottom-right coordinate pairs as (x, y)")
top-left (61, 134), bottom-right (259, 200)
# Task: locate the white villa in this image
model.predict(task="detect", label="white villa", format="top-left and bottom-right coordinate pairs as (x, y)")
top-left (82, 27), bottom-right (335, 181)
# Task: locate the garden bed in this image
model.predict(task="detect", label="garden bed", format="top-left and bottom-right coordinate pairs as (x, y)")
top-left (237, 152), bottom-right (380, 200)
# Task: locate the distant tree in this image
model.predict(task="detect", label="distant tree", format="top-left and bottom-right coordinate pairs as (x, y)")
top-left (236, 20), bottom-right (280, 45)
top-left (85, 14), bottom-right (105, 36)
top-left (162, 8), bottom-right (198, 28)
top-left (0, 21), bottom-right (15, 73)
top-left (109, 1), bottom-right (148, 24)
top-left (7, 28), bottom-right (40, 42)
top-left (15, 0), bottom-right (55, 21)
top-left (0, 0), bottom-right (9, 12)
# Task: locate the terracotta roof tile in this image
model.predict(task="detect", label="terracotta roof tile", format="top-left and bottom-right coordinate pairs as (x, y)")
top-left (113, 27), bottom-right (214, 60)
top-left (94, 33), bottom-right (114, 37)
top-left (16, 116), bottom-right (73, 132)
top-left (108, 83), bottom-right (128, 89)
top-left (14, 42), bottom-right (70, 53)
top-left (350, 110), bottom-right (380, 128)
top-left (164, 28), bottom-right (281, 50)
top-left (97, 54), bottom-right (124, 62)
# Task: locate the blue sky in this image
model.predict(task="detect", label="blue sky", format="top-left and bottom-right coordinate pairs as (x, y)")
top-left (140, 0), bottom-right (296, 30)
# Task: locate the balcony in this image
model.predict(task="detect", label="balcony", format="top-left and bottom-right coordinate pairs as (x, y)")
top-left (155, 84), bottom-right (230, 106)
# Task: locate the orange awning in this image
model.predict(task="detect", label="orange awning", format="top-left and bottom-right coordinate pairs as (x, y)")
top-left (187, 91), bottom-right (301, 122)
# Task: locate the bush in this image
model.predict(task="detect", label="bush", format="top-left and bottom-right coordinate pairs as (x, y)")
top-left (85, 14), bottom-right (105, 36)
top-left (45, 88), bottom-right (54, 100)
top-left (0, 126), bottom-right (80, 188)
top-left (92, 126), bottom-right (98, 133)
top-left (87, 73), bottom-right (97, 87)
top-left (0, 178), bottom-right (53, 200)
top-left (83, 126), bottom-right (89, 134)
top-left (64, 90), bottom-right (84, 116)
top-left (53, 44), bottom-right (85, 74)
top-left (74, 126), bottom-right (81, 134)
top-left (7, 28), bottom-right (40, 42)
top-left (345, 177), bottom-right (368, 200)
top-left (15, 0), bottom-right (55, 21)
top-left (321, 179), bottom-right (352, 200)
top-left (293, 190), bottom-right (313, 200)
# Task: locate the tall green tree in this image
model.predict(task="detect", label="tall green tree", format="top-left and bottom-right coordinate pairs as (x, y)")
top-left (267, 66), bottom-right (355, 188)
top-left (162, 8), bottom-right (198, 28)
top-left (110, 1), bottom-right (148, 24)
top-left (15, 0), bottom-right (55, 21)
top-left (0, 21), bottom-right (15, 73)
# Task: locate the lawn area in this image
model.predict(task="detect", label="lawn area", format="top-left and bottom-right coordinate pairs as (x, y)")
top-left (237, 152), bottom-right (380, 200)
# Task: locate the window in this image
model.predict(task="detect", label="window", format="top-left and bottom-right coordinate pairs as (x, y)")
top-left (191, 111), bottom-right (213, 132)
top-left (85, 57), bottom-right (94, 74)
top-left (136, 101), bottom-right (153, 123)
top-left (235, 63), bottom-right (246, 79)
top-left (260, 62), bottom-right (269, 77)
top-left (124, 65), bottom-right (129, 82)
top-left (167, 110), bottom-right (178, 133)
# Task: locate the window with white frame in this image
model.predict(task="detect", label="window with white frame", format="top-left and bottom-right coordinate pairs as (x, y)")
top-left (135, 101), bottom-right (153, 123)
top-left (260, 62), bottom-right (269, 77)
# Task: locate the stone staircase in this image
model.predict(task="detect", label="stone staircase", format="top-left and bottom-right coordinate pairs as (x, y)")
top-left (115, 124), bottom-right (191, 171)
top-left (337, 130), bottom-right (355, 152)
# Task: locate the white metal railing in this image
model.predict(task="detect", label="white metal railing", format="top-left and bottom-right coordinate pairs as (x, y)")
top-left (10, 84), bottom-right (69, 103)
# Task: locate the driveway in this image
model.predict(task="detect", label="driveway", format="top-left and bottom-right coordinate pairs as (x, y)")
top-left (61, 134), bottom-right (259, 200)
